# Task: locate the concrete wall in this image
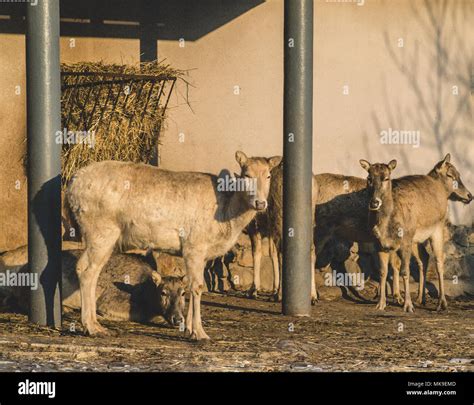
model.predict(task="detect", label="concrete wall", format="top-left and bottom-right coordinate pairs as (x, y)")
top-left (0, 34), bottom-right (139, 251)
top-left (158, 0), bottom-right (474, 225)
top-left (0, 0), bottom-right (473, 252)
top-left (0, 34), bottom-right (27, 252)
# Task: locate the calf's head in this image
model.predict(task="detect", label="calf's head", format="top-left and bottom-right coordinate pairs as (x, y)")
top-left (360, 159), bottom-right (397, 211)
top-left (235, 151), bottom-right (282, 212)
top-left (151, 272), bottom-right (187, 326)
top-left (430, 154), bottom-right (472, 204)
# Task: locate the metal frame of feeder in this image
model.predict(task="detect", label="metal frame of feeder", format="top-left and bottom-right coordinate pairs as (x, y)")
top-left (61, 70), bottom-right (176, 146)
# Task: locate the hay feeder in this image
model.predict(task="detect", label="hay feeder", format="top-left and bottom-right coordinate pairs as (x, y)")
top-left (60, 61), bottom-right (178, 187)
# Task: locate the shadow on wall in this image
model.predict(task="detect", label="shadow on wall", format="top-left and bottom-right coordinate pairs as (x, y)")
top-left (0, 0), bottom-right (265, 61)
top-left (366, 0), bottom-right (473, 223)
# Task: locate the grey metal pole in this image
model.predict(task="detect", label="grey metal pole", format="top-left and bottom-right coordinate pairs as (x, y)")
top-left (282, 0), bottom-right (313, 316)
top-left (26, 0), bottom-right (62, 328)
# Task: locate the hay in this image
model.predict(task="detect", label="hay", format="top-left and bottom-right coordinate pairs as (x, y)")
top-left (60, 60), bottom-right (181, 187)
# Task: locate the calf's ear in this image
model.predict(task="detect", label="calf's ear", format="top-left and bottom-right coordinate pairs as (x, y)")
top-left (388, 159), bottom-right (397, 171)
top-left (151, 271), bottom-right (162, 286)
top-left (268, 155), bottom-right (283, 169)
top-left (359, 159), bottom-right (371, 172)
top-left (235, 151), bottom-right (248, 167)
top-left (435, 153), bottom-right (452, 172)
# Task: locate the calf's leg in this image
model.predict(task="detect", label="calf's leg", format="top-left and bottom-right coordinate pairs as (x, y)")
top-left (248, 230), bottom-right (262, 298)
top-left (77, 224), bottom-right (120, 335)
top-left (389, 252), bottom-right (404, 305)
top-left (272, 251), bottom-right (283, 302)
top-left (431, 227), bottom-right (447, 311)
top-left (269, 237), bottom-right (280, 297)
top-left (310, 245), bottom-right (318, 304)
top-left (400, 245), bottom-right (414, 313)
top-left (376, 251), bottom-right (390, 310)
top-left (412, 244), bottom-right (427, 306)
top-left (184, 253), bottom-right (209, 340)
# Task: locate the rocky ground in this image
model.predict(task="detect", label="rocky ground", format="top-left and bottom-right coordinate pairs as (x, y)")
top-left (0, 291), bottom-right (472, 372)
top-left (0, 225), bottom-right (472, 372)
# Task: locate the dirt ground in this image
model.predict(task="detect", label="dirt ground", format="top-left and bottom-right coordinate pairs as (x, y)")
top-left (0, 291), bottom-right (472, 372)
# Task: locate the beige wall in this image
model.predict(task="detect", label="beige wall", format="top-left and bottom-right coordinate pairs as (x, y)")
top-left (158, 0), bottom-right (283, 172)
top-left (0, 0), bottom-right (472, 251)
top-left (0, 35), bottom-right (139, 251)
top-left (158, 0), bottom-right (474, 224)
top-left (0, 34), bottom-right (27, 251)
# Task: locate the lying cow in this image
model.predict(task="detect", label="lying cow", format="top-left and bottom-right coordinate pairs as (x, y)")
top-left (3, 250), bottom-right (187, 327)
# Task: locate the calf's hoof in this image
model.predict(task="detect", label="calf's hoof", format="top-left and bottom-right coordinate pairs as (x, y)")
top-left (84, 321), bottom-right (110, 336)
top-left (415, 295), bottom-right (425, 306)
top-left (311, 295), bottom-right (318, 305)
top-left (375, 300), bottom-right (386, 311)
top-left (393, 294), bottom-right (404, 306)
top-left (403, 301), bottom-right (414, 313)
top-left (190, 329), bottom-right (210, 341)
top-left (436, 298), bottom-right (448, 311)
top-left (270, 291), bottom-right (282, 302)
